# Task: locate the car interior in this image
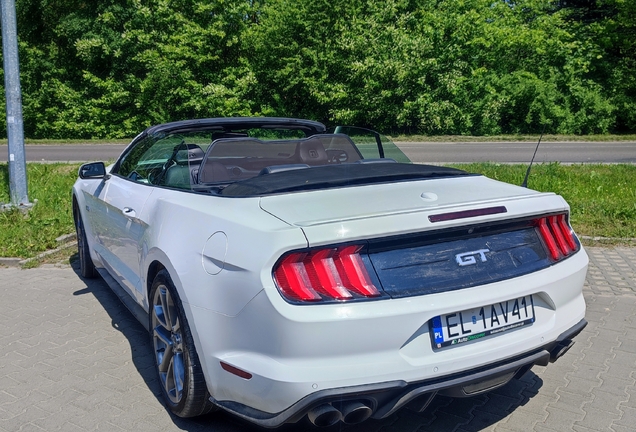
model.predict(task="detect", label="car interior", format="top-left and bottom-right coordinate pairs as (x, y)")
top-left (161, 134), bottom-right (365, 189)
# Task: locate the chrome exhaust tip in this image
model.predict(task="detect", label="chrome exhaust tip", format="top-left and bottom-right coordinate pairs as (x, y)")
top-left (340, 401), bottom-right (373, 425)
top-left (307, 404), bottom-right (342, 427)
top-left (550, 339), bottom-right (575, 362)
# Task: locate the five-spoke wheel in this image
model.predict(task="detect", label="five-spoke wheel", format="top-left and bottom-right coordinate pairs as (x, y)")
top-left (152, 282), bottom-right (186, 404)
top-left (150, 270), bottom-right (215, 417)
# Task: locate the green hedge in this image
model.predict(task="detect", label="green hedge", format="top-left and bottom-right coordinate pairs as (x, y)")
top-left (1, 0), bottom-right (634, 139)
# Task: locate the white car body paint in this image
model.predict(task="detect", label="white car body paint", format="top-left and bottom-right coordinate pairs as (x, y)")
top-left (75, 174), bottom-right (586, 412)
top-left (72, 119), bottom-right (587, 427)
top-left (202, 231), bottom-right (228, 275)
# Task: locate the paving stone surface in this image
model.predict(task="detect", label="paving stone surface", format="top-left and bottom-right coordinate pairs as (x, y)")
top-left (0, 247), bottom-right (635, 432)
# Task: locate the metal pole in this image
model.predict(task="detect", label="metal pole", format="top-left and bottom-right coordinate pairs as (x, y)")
top-left (1, 0), bottom-right (30, 207)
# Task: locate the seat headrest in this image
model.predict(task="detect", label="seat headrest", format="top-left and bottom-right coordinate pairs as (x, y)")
top-left (298, 138), bottom-right (328, 165)
top-left (175, 144), bottom-right (205, 164)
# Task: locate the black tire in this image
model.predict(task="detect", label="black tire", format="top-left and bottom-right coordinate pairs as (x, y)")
top-left (74, 204), bottom-right (97, 279)
top-left (149, 269), bottom-right (216, 417)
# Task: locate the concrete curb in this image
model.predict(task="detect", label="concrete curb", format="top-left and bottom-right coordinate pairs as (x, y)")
top-left (0, 232), bottom-right (76, 268)
top-left (580, 235), bottom-right (636, 242)
top-left (0, 257), bottom-right (22, 267)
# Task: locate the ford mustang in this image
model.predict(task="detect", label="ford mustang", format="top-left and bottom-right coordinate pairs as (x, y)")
top-left (72, 117), bottom-right (587, 428)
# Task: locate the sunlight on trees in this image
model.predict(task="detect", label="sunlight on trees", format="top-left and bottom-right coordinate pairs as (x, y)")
top-left (0, 0), bottom-right (633, 138)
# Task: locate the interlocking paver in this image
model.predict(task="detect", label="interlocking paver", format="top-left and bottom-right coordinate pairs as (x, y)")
top-left (576, 405), bottom-right (622, 430)
top-left (500, 409), bottom-right (548, 431)
top-left (545, 405), bottom-right (587, 430)
top-left (1, 248), bottom-right (636, 432)
top-left (551, 390), bottom-right (591, 415)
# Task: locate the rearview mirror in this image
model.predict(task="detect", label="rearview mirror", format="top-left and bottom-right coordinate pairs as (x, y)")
top-left (79, 162), bottom-right (106, 179)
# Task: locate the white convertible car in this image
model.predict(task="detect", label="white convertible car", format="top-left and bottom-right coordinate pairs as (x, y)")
top-left (72, 118), bottom-right (587, 428)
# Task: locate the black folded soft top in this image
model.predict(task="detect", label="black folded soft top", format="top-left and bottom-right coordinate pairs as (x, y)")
top-left (219, 163), bottom-right (472, 197)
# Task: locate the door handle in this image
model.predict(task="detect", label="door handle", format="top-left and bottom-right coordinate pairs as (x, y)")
top-left (123, 207), bottom-right (137, 219)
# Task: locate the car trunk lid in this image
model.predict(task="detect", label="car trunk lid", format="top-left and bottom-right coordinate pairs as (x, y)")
top-left (259, 175), bottom-right (560, 234)
top-left (261, 176), bottom-right (575, 298)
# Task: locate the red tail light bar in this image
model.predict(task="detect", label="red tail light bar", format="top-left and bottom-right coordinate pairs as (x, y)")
top-left (273, 245), bottom-right (381, 303)
top-left (535, 213), bottom-right (579, 261)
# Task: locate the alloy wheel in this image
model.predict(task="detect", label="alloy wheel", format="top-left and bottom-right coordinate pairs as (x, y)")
top-left (152, 284), bottom-right (186, 404)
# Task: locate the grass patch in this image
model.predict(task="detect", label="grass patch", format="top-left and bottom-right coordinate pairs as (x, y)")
top-left (451, 163), bottom-right (636, 239)
top-left (0, 162), bottom-right (634, 260)
top-left (20, 246), bottom-right (78, 269)
top-left (392, 134), bottom-right (636, 142)
top-left (0, 163), bottom-right (80, 258)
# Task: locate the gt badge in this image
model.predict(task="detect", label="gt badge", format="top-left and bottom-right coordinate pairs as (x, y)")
top-left (455, 249), bottom-right (490, 266)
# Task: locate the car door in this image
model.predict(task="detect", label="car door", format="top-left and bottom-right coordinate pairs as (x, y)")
top-left (87, 134), bottom-right (179, 300)
top-left (87, 175), bottom-right (154, 301)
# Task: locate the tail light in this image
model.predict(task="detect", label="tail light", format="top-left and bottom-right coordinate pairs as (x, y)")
top-left (535, 213), bottom-right (579, 261)
top-left (273, 245), bottom-right (381, 303)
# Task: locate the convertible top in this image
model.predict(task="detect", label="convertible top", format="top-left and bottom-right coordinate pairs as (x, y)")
top-left (219, 163), bottom-right (471, 197)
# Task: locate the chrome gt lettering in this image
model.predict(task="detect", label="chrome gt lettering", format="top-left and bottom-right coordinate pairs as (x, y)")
top-left (455, 248), bottom-right (490, 266)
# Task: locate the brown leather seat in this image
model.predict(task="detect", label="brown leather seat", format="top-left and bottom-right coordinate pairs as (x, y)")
top-left (297, 138), bottom-right (329, 166)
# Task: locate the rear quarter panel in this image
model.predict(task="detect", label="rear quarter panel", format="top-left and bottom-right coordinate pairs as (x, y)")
top-left (138, 190), bottom-right (308, 316)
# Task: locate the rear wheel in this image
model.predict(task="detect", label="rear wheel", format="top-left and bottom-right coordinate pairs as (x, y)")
top-left (73, 204), bottom-right (96, 278)
top-left (150, 270), bottom-right (216, 417)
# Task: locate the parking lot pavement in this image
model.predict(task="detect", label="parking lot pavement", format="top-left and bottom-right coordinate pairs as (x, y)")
top-left (1, 247), bottom-right (634, 432)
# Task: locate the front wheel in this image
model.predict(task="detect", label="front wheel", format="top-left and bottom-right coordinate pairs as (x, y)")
top-left (150, 270), bottom-right (216, 417)
top-left (74, 204), bottom-right (96, 279)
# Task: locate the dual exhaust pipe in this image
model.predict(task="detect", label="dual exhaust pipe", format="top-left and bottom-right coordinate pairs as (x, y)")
top-left (550, 339), bottom-right (575, 362)
top-left (307, 401), bottom-right (373, 427)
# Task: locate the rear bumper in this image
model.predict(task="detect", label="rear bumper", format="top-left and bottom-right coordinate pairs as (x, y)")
top-left (210, 318), bottom-right (587, 428)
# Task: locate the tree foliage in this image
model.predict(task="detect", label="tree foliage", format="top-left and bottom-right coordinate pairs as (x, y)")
top-left (1, 0), bottom-right (634, 138)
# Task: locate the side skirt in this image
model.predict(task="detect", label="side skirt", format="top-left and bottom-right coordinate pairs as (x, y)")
top-left (96, 268), bottom-right (150, 331)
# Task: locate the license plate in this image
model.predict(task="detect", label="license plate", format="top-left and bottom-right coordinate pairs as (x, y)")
top-left (430, 295), bottom-right (535, 350)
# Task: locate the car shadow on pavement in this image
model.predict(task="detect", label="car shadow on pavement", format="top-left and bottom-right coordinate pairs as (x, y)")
top-left (68, 257), bottom-right (260, 432)
top-left (68, 256), bottom-right (545, 432)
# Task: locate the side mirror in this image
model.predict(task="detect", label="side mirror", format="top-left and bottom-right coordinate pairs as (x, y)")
top-left (79, 162), bottom-right (106, 179)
